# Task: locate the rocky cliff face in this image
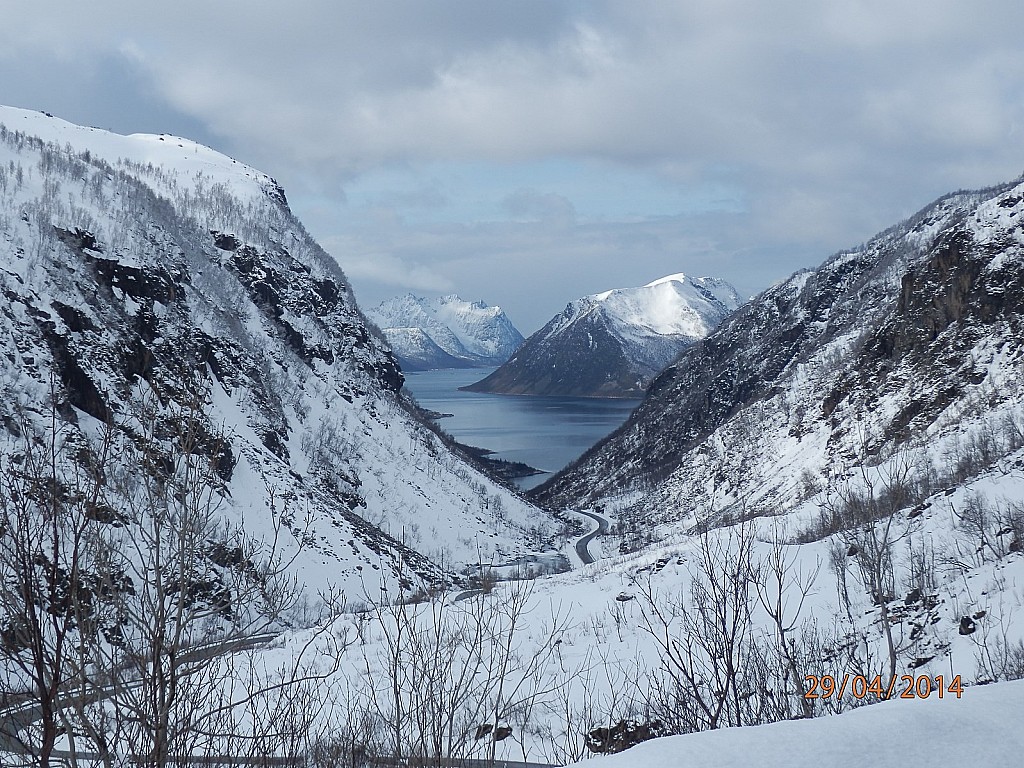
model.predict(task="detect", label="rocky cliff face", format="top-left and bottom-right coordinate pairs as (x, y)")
top-left (533, 179), bottom-right (1024, 534)
top-left (0, 107), bottom-right (551, 597)
top-left (367, 294), bottom-right (524, 371)
top-left (465, 274), bottom-right (740, 398)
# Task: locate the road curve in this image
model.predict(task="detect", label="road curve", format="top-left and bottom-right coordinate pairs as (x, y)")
top-left (574, 509), bottom-right (609, 565)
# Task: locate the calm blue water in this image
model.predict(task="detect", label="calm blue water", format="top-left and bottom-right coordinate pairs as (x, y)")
top-left (403, 368), bottom-right (640, 490)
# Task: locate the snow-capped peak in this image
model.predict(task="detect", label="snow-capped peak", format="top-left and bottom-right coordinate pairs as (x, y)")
top-left (562, 273), bottom-right (741, 341)
top-left (643, 272), bottom-right (689, 287)
top-left (467, 272), bottom-right (741, 398)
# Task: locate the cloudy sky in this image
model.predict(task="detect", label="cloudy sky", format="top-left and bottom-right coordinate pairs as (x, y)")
top-left (3, 1), bottom-right (1023, 332)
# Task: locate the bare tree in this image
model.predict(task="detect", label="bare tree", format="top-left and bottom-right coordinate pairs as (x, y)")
top-left (636, 519), bottom-right (757, 733)
top-left (357, 576), bottom-right (570, 766)
top-left (826, 450), bottom-right (917, 690)
top-left (753, 520), bottom-right (820, 719)
top-left (77, 386), bottom-right (310, 767)
top-left (0, 392), bottom-right (112, 767)
top-left (1, 374), bottom-right (340, 767)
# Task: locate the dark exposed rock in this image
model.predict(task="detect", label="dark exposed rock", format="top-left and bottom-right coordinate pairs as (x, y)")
top-left (54, 226), bottom-right (101, 254)
top-left (51, 301), bottom-right (96, 334)
top-left (84, 501), bottom-right (129, 527)
top-left (260, 429), bottom-right (290, 461)
top-left (585, 720), bottom-right (666, 754)
top-left (313, 278), bottom-right (340, 310)
top-left (36, 321), bottom-right (110, 422)
top-left (959, 616), bottom-right (977, 635)
top-left (56, 226), bottom-right (184, 306)
top-left (211, 230), bottom-right (241, 251)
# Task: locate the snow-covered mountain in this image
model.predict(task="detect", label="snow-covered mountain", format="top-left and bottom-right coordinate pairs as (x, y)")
top-left (367, 294), bottom-right (524, 370)
top-left (534, 177), bottom-right (1024, 535)
top-left (465, 273), bottom-right (740, 397)
top-left (0, 106), bottom-right (553, 598)
top-left (7, 105), bottom-right (1021, 762)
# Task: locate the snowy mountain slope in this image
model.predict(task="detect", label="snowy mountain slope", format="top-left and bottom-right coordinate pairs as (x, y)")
top-left (0, 106), bottom-right (553, 598)
top-left (374, 326), bottom-right (470, 370)
top-left (465, 274), bottom-right (740, 397)
top-left (367, 293), bottom-right (524, 370)
top-left (534, 178), bottom-right (1024, 525)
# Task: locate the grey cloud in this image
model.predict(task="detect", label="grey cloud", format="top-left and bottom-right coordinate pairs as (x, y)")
top-left (380, 187), bottom-right (448, 210)
top-left (502, 189), bottom-right (576, 223)
top-left (7, 3), bottom-right (1023, 188)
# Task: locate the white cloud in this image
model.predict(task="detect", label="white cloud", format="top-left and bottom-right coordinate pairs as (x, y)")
top-left (325, 246), bottom-right (456, 296)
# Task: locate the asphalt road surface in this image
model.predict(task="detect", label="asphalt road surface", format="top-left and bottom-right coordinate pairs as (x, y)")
top-left (574, 509), bottom-right (609, 565)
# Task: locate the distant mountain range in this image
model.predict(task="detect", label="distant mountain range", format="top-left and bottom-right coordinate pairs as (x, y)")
top-left (464, 273), bottom-right (741, 398)
top-left (367, 294), bottom-right (524, 370)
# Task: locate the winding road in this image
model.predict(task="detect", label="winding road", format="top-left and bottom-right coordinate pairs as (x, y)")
top-left (574, 509), bottom-right (609, 565)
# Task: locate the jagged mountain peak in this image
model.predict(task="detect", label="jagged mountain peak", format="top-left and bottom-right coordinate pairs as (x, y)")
top-left (533, 176), bottom-right (1024, 535)
top-left (367, 293), bottom-right (524, 371)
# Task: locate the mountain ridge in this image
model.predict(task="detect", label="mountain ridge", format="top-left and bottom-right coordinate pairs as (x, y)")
top-left (0, 105), bottom-right (553, 598)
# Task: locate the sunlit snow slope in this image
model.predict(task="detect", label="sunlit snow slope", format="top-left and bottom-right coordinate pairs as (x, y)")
top-left (568, 678), bottom-right (1024, 768)
top-left (537, 178), bottom-right (1024, 525)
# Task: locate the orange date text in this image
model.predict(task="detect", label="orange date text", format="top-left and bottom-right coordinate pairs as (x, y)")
top-left (803, 674), bottom-right (963, 700)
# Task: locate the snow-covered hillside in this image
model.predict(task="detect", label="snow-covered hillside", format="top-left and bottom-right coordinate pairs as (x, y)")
top-left (466, 273), bottom-right (740, 397)
top-left (0, 106), bottom-right (554, 598)
top-left (367, 293), bottom-right (524, 370)
top-left (535, 179), bottom-right (1024, 527)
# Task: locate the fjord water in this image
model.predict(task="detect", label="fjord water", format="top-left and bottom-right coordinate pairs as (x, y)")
top-left (403, 367), bottom-right (641, 490)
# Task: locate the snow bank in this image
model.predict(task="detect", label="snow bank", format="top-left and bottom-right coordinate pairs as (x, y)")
top-left (572, 678), bottom-right (1024, 768)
